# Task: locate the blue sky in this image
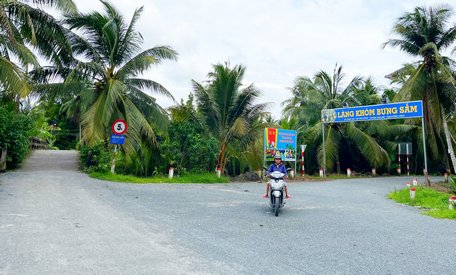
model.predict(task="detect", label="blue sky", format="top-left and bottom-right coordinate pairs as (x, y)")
top-left (70, 0), bottom-right (454, 118)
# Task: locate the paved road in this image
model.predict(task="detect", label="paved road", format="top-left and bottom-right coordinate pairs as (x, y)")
top-left (0, 150), bottom-right (455, 274)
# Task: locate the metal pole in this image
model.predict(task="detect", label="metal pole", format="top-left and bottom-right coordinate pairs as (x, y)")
top-left (406, 144), bottom-right (410, 176)
top-left (322, 123), bottom-right (326, 177)
top-left (263, 129), bottom-right (267, 182)
top-left (294, 158), bottom-right (297, 179)
top-left (422, 118), bottom-right (430, 186)
top-left (397, 144), bottom-right (401, 175)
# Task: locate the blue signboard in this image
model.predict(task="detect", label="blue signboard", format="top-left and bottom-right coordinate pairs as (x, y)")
top-left (321, 101), bottom-right (423, 123)
top-left (264, 128), bottom-right (297, 161)
top-left (110, 134), bottom-right (125, 145)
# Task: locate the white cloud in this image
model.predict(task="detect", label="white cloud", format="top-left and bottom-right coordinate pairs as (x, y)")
top-left (68, 0), bottom-right (454, 118)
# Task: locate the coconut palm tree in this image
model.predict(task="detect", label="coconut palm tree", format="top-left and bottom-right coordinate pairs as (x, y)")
top-left (0, 0), bottom-right (76, 101)
top-left (54, 1), bottom-right (177, 155)
top-left (193, 62), bottom-right (267, 172)
top-left (283, 64), bottom-right (363, 128)
top-left (283, 65), bottom-right (395, 173)
top-left (383, 5), bottom-right (456, 173)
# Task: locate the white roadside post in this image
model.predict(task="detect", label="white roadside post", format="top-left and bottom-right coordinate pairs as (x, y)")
top-left (168, 167), bottom-right (174, 179)
top-left (216, 167), bottom-right (221, 178)
top-left (110, 145), bottom-right (117, 174)
top-left (449, 196), bottom-right (456, 210)
top-left (410, 187), bottom-right (416, 200)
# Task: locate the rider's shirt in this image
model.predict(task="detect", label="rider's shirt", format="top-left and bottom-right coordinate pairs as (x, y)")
top-left (268, 163), bottom-right (287, 175)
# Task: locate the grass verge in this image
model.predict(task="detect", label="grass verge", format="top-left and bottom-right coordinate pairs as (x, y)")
top-left (388, 186), bottom-right (456, 220)
top-left (90, 172), bottom-right (230, 184)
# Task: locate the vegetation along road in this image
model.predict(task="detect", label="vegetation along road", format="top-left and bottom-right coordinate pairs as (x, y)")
top-left (0, 150), bottom-right (454, 274)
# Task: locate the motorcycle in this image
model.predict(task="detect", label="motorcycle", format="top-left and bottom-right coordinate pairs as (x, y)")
top-left (265, 168), bottom-right (291, 216)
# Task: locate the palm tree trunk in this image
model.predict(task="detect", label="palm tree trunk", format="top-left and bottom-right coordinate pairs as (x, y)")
top-left (218, 143), bottom-right (227, 173)
top-left (442, 109), bottom-right (456, 173)
top-left (0, 148), bottom-right (7, 172)
top-left (336, 156), bottom-right (341, 174)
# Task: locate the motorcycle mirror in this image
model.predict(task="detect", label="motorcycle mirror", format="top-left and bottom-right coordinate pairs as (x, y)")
top-left (286, 168), bottom-right (292, 172)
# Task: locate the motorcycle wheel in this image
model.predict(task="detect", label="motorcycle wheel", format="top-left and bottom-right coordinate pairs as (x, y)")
top-left (274, 197), bottom-right (279, 216)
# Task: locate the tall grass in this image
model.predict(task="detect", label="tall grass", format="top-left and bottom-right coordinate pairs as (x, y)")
top-left (388, 186), bottom-right (456, 220)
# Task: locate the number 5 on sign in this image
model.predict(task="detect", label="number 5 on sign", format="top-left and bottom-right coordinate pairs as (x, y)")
top-left (112, 119), bottom-right (128, 134)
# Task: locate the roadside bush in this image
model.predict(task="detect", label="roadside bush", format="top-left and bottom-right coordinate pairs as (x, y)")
top-left (0, 105), bottom-right (33, 168)
top-left (161, 118), bottom-right (218, 174)
top-left (79, 141), bottom-right (112, 173)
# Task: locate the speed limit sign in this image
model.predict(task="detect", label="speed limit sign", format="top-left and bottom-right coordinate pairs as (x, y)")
top-left (111, 119), bottom-right (128, 134)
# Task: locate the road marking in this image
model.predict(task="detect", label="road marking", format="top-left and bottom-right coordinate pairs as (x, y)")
top-left (5, 214), bottom-right (29, 217)
top-left (0, 224), bottom-right (14, 228)
top-left (217, 189), bottom-right (251, 195)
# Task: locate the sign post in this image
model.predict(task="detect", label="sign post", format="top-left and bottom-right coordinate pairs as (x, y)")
top-left (110, 119), bottom-right (128, 174)
top-left (301, 144), bottom-right (307, 176)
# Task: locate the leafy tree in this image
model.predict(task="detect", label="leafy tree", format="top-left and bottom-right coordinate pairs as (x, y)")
top-left (0, 103), bottom-right (32, 168)
top-left (193, 62), bottom-right (267, 173)
top-left (28, 100), bottom-right (78, 149)
top-left (383, 5), bottom-right (456, 173)
top-left (161, 95), bottom-right (218, 173)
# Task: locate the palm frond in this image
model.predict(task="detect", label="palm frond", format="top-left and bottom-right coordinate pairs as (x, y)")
top-left (346, 123), bottom-right (390, 168)
top-left (126, 86), bottom-right (170, 132)
top-left (193, 79), bottom-right (219, 131)
top-left (32, 0), bottom-right (77, 14)
top-left (0, 56), bottom-right (30, 98)
top-left (117, 6), bottom-right (143, 63)
top-left (125, 78), bottom-right (174, 100)
top-left (317, 125), bottom-right (340, 171)
top-left (116, 46), bottom-right (178, 79)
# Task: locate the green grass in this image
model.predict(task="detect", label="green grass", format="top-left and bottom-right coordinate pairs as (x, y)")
top-left (388, 186), bottom-right (456, 220)
top-left (90, 172), bottom-right (230, 184)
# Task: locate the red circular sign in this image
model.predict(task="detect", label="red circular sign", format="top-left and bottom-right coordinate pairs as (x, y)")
top-left (112, 119), bottom-right (128, 134)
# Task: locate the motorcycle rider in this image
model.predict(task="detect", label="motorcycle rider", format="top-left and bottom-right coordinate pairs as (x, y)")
top-left (262, 151), bottom-right (291, 199)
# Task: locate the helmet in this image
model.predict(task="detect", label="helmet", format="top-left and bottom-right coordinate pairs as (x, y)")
top-left (273, 151), bottom-right (282, 160)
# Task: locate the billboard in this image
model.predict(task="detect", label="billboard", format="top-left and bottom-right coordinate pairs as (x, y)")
top-left (264, 128), bottom-right (297, 161)
top-left (321, 101), bottom-right (423, 123)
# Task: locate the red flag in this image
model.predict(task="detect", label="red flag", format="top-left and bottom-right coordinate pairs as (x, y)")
top-left (266, 128), bottom-right (277, 148)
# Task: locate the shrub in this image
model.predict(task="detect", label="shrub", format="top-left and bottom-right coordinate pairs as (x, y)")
top-left (79, 141), bottom-right (112, 173)
top-left (161, 118), bottom-right (218, 173)
top-left (0, 105), bottom-right (33, 168)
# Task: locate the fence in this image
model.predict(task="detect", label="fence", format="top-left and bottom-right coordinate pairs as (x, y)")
top-left (29, 137), bottom-right (48, 150)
